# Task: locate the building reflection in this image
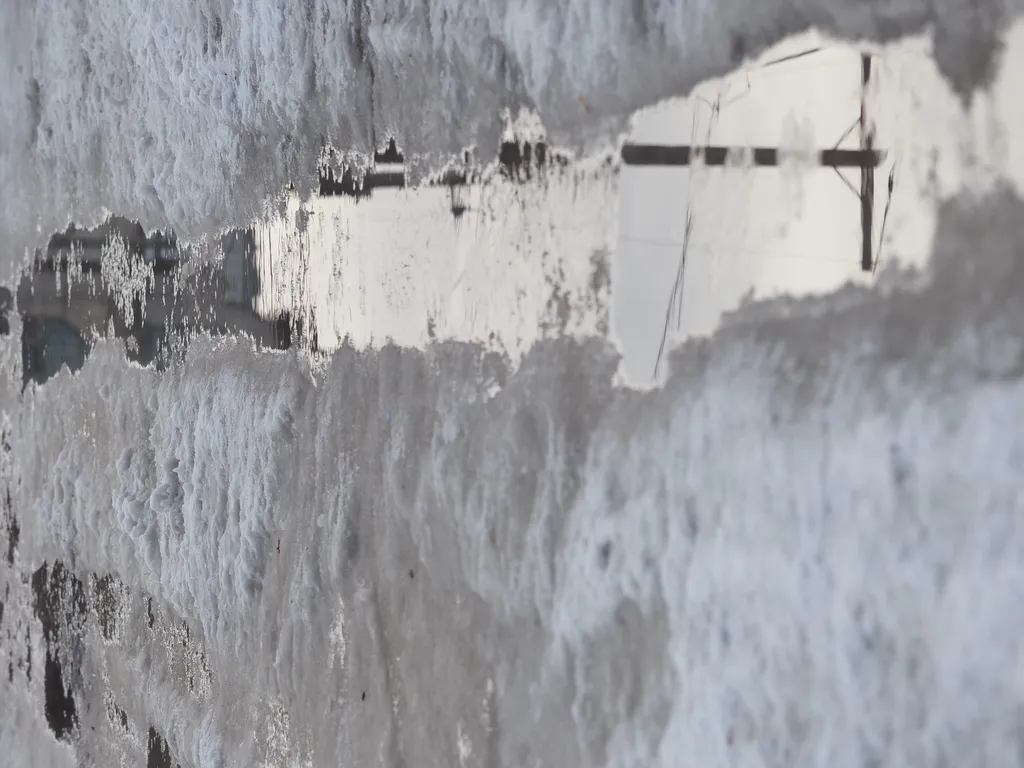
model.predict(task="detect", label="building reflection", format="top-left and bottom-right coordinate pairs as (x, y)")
top-left (318, 138), bottom-right (407, 199)
top-left (4, 220), bottom-right (295, 387)
top-left (318, 138), bottom-right (564, 220)
top-left (2, 138), bottom-right (572, 385)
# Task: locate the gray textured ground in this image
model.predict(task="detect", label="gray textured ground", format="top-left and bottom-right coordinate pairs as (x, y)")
top-left (2, 182), bottom-right (1024, 766)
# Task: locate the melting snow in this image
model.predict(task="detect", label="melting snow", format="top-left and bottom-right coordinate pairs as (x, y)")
top-left (0, 6), bottom-right (1022, 768)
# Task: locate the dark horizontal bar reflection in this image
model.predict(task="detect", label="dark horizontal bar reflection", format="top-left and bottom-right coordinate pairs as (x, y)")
top-left (621, 144), bottom-right (886, 169)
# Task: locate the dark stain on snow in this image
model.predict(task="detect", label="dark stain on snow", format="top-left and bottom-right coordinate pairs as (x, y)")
top-left (5, 507), bottom-right (17, 566)
top-left (2, 425), bottom-right (17, 565)
top-left (0, 287), bottom-right (10, 336)
top-left (201, 12), bottom-right (224, 58)
top-left (44, 651), bottom-right (77, 741)
top-left (107, 701), bottom-right (130, 734)
top-left (24, 627), bottom-right (31, 682)
top-left (147, 725), bottom-right (176, 768)
top-left (93, 574), bottom-right (124, 641)
top-left (26, 77), bottom-right (42, 148)
top-left (598, 541), bottom-right (612, 570)
top-left (340, 503), bottom-right (361, 579)
top-left (32, 562), bottom-right (87, 646)
top-left (32, 562), bottom-right (88, 742)
top-left (499, 140), bottom-right (550, 182)
top-left (542, 259), bottom-right (572, 335)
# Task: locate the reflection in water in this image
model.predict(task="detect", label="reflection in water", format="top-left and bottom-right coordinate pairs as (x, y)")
top-left (6, 220), bottom-right (297, 387)
top-left (317, 136), bottom-right (563, 218)
top-left (319, 137), bottom-right (408, 200)
top-left (4, 133), bottom-right (578, 388)
top-left (21, 318), bottom-right (89, 385)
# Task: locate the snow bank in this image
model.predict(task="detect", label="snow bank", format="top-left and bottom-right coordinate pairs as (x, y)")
top-left (4, 182), bottom-right (1024, 766)
top-left (0, 0), bottom-right (1011, 268)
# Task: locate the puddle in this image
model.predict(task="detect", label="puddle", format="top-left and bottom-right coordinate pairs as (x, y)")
top-left (9, 30), bottom-right (1017, 392)
top-left (0, 112), bottom-right (605, 387)
top-left (254, 146), bottom-right (614, 360)
top-left (610, 28), bottom-right (1017, 387)
top-left (1, 152), bottom-right (614, 388)
top-left (5, 221), bottom-right (294, 387)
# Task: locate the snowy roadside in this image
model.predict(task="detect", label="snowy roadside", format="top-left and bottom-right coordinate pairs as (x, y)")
top-left (3, 182), bottom-right (1024, 766)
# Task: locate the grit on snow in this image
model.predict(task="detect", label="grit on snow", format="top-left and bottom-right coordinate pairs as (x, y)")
top-left (0, 0), bottom-right (1015, 263)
